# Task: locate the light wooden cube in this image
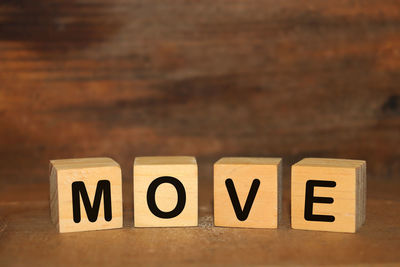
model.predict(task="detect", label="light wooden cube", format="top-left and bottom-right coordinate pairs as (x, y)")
top-left (134, 156), bottom-right (198, 227)
top-left (49, 157), bottom-right (123, 233)
top-left (214, 157), bottom-right (282, 228)
top-left (291, 158), bottom-right (366, 233)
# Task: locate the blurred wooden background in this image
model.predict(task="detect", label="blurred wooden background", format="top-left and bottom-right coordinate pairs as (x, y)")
top-left (1, 0), bottom-right (399, 187)
top-left (1, 1), bottom-right (400, 266)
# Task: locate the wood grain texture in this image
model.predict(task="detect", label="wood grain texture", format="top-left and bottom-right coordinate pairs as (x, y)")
top-left (291, 158), bottom-right (366, 233)
top-left (0, 0), bottom-right (399, 190)
top-left (214, 157), bottom-right (281, 228)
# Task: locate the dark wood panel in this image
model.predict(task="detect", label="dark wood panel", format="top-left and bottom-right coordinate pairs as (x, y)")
top-left (0, 0), bottom-right (399, 187)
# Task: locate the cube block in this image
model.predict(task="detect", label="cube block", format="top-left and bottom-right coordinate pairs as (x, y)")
top-left (134, 156), bottom-right (198, 227)
top-left (214, 157), bottom-right (282, 228)
top-left (49, 157), bottom-right (123, 233)
top-left (291, 158), bottom-right (366, 233)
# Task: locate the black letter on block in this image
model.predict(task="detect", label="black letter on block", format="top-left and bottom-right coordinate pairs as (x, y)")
top-left (225, 178), bottom-right (260, 221)
top-left (72, 180), bottom-right (112, 223)
top-left (147, 176), bottom-right (186, 218)
top-left (304, 180), bottom-right (336, 222)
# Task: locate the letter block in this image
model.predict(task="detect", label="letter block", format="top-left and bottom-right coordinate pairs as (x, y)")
top-left (134, 156), bottom-right (198, 227)
top-left (49, 157), bottom-right (123, 233)
top-left (291, 158), bottom-right (366, 233)
top-left (214, 157), bottom-right (282, 228)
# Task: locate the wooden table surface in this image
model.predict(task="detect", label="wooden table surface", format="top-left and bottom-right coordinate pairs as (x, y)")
top-left (1, 173), bottom-right (400, 266)
top-left (0, 0), bottom-right (399, 265)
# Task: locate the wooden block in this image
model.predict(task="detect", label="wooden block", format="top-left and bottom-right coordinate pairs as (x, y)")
top-left (133, 156), bottom-right (198, 227)
top-left (49, 157), bottom-right (123, 233)
top-left (214, 157), bottom-right (282, 228)
top-left (291, 158), bottom-right (367, 233)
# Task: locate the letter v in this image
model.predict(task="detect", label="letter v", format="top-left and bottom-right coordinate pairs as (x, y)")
top-left (225, 178), bottom-right (260, 221)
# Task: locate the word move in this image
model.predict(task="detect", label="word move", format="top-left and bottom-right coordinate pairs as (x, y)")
top-left (50, 156), bottom-right (366, 233)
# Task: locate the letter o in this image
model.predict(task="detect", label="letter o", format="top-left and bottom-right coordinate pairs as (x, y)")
top-left (146, 176), bottom-right (186, 218)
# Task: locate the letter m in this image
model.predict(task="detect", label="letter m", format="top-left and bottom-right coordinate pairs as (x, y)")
top-left (72, 180), bottom-right (112, 223)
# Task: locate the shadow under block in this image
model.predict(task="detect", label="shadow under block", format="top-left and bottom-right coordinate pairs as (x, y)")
top-left (291, 158), bottom-right (366, 233)
top-left (134, 156), bottom-right (198, 227)
top-left (214, 157), bottom-right (282, 228)
top-left (49, 157), bottom-right (123, 233)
